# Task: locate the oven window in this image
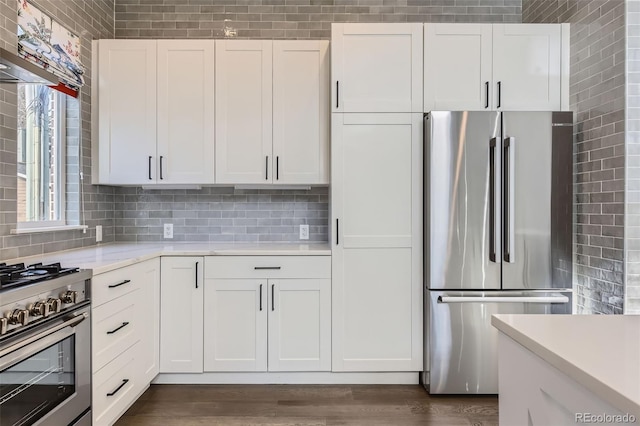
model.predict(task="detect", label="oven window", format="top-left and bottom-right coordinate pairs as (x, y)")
top-left (0, 335), bottom-right (76, 426)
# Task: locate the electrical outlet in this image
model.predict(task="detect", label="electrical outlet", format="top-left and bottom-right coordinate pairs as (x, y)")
top-left (96, 225), bottom-right (102, 242)
top-left (299, 224), bottom-right (309, 240)
top-left (163, 223), bottom-right (173, 239)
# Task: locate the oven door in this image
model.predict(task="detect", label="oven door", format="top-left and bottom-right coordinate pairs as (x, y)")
top-left (0, 305), bottom-right (91, 426)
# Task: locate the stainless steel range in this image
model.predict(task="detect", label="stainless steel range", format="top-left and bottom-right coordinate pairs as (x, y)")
top-left (0, 262), bottom-right (92, 426)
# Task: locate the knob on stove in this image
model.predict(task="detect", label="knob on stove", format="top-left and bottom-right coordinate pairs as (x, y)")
top-left (8, 309), bottom-right (29, 326)
top-left (0, 317), bottom-right (7, 335)
top-left (29, 300), bottom-right (50, 318)
top-left (60, 290), bottom-right (78, 304)
top-left (47, 298), bottom-right (62, 313)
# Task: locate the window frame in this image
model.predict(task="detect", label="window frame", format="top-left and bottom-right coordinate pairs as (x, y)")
top-left (16, 86), bottom-right (67, 231)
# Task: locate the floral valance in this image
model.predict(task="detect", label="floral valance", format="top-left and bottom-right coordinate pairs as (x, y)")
top-left (17, 0), bottom-right (84, 96)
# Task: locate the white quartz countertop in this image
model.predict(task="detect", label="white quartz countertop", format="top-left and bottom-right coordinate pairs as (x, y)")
top-left (491, 314), bottom-right (640, 417)
top-left (6, 242), bottom-right (331, 275)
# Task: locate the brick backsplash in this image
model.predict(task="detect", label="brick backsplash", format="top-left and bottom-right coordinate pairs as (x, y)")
top-left (0, 0), bottom-right (116, 261)
top-left (523, 0), bottom-right (625, 314)
top-left (113, 186), bottom-right (329, 243)
top-left (114, 0), bottom-right (523, 40)
top-left (625, 0), bottom-right (640, 314)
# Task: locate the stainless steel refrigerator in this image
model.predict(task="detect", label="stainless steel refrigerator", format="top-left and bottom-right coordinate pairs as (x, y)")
top-left (423, 111), bottom-right (573, 394)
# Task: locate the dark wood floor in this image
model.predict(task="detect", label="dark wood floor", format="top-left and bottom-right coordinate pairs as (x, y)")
top-left (115, 384), bottom-right (498, 425)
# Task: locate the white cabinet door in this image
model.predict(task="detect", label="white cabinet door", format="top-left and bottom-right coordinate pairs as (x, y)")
top-left (331, 113), bottom-right (422, 371)
top-left (493, 24), bottom-right (561, 111)
top-left (424, 24), bottom-right (493, 111)
top-left (159, 257), bottom-right (203, 373)
top-left (215, 40), bottom-right (273, 184)
top-left (203, 279), bottom-right (267, 372)
top-left (332, 23), bottom-right (423, 113)
top-left (96, 40), bottom-right (157, 184)
top-left (273, 41), bottom-right (330, 184)
top-left (268, 279), bottom-right (331, 372)
top-left (157, 40), bottom-right (215, 184)
top-left (136, 258), bottom-right (160, 384)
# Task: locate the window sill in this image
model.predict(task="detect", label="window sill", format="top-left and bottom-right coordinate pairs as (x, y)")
top-left (11, 225), bottom-right (89, 235)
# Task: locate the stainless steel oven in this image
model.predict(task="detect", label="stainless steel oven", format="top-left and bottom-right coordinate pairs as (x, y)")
top-left (0, 266), bottom-right (91, 426)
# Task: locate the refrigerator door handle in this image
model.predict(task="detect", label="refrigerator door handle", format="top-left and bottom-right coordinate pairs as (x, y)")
top-left (489, 137), bottom-right (499, 263)
top-left (437, 295), bottom-right (569, 304)
top-left (503, 136), bottom-right (515, 263)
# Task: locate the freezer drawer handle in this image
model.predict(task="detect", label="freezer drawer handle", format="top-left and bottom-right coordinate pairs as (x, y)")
top-left (437, 295), bottom-right (569, 304)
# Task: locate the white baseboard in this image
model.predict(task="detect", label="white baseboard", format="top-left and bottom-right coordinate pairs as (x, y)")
top-left (152, 372), bottom-right (420, 385)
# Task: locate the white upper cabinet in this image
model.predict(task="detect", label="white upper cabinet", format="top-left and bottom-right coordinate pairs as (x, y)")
top-left (94, 40), bottom-right (157, 185)
top-left (215, 40), bottom-right (273, 184)
top-left (273, 41), bottom-right (330, 184)
top-left (492, 24), bottom-right (562, 111)
top-left (332, 23), bottom-right (423, 113)
top-left (157, 40), bottom-right (215, 184)
top-left (424, 24), bottom-right (492, 111)
top-left (424, 23), bottom-right (567, 111)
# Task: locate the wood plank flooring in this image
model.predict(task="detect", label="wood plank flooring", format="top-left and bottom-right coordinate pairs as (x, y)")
top-left (115, 385), bottom-right (498, 426)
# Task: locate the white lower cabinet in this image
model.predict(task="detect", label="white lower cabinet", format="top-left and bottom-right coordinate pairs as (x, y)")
top-left (91, 258), bottom-right (160, 426)
top-left (268, 279), bottom-right (331, 372)
top-left (203, 279), bottom-right (268, 372)
top-left (159, 256), bottom-right (204, 373)
top-left (203, 256), bottom-right (331, 372)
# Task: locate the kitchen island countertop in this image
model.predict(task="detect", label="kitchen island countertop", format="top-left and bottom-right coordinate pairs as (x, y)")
top-left (5, 242), bottom-right (331, 275)
top-left (492, 314), bottom-right (640, 418)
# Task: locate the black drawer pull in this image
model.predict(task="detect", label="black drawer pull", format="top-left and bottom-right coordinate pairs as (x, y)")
top-left (107, 379), bottom-right (129, 397)
top-left (108, 279), bottom-right (131, 289)
top-left (107, 322), bottom-right (129, 335)
top-left (254, 266), bottom-right (281, 270)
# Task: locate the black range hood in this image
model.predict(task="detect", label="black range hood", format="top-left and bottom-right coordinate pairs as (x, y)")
top-left (0, 47), bottom-right (59, 85)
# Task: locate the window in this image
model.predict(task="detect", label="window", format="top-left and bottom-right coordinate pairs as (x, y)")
top-left (17, 84), bottom-right (69, 230)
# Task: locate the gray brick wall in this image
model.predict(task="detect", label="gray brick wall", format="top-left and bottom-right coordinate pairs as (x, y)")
top-left (0, 0), bottom-right (116, 260)
top-left (114, 187), bottom-right (328, 242)
top-left (523, 0), bottom-right (625, 314)
top-left (114, 0), bottom-right (523, 40)
top-left (626, 0), bottom-right (640, 314)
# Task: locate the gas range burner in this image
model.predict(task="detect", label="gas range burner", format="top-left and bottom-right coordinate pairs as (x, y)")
top-left (0, 262), bottom-right (80, 291)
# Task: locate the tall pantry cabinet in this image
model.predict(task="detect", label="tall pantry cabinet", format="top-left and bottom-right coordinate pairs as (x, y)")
top-left (330, 23), bottom-right (424, 372)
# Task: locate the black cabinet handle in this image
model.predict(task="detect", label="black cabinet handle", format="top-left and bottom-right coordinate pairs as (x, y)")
top-left (259, 284), bottom-right (263, 311)
top-left (107, 322), bottom-right (129, 335)
top-left (107, 379), bottom-right (129, 397)
top-left (271, 284), bottom-right (275, 311)
top-left (160, 156), bottom-right (164, 180)
top-left (336, 218), bottom-right (339, 245)
top-left (108, 279), bottom-right (131, 289)
top-left (485, 81), bottom-right (489, 109)
top-left (276, 156), bottom-right (279, 180)
top-left (254, 266), bottom-right (281, 270)
top-left (265, 156), bottom-right (269, 180)
top-left (148, 156), bottom-right (152, 180)
top-left (497, 81), bottom-right (501, 108)
top-left (336, 81), bottom-right (339, 108)
top-left (195, 261), bottom-right (199, 289)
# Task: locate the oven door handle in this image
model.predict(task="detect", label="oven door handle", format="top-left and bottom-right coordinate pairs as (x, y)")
top-left (0, 312), bottom-right (88, 360)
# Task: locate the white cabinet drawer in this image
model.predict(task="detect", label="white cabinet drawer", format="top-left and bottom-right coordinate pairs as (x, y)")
top-left (205, 256), bottom-right (331, 279)
top-left (92, 260), bottom-right (155, 307)
top-left (92, 290), bottom-right (139, 373)
top-left (93, 343), bottom-right (139, 426)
